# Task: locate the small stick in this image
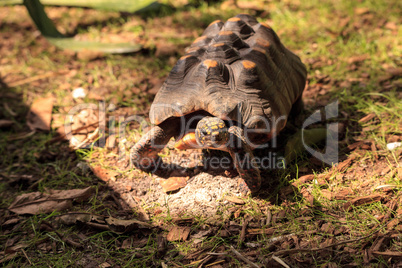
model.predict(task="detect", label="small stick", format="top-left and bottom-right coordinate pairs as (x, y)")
top-left (240, 219), bottom-right (248, 243)
top-left (8, 71), bottom-right (67, 88)
top-left (21, 248), bottom-right (32, 265)
top-left (272, 255), bottom-right (290, 268)
top-left (230, 246), bottom-right (260, 268)
top-left (268, 225), bottom-right (385, 257)
top-left (266, 208), bottom-right (272, 226)
top-left (73, 127), bottom-right (99, 149)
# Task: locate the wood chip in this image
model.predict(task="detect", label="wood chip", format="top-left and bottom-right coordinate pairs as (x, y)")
top-left (343, 194), bottom-right (383, 211)
top-left (321, 189), bottom-right (333, 200)
top-left (347, 141), bottom-right (364, 150)
top-left (225, 196), bottom-right (245, 205)
top-left (160, 177), bottom-right (188, 193)
top-left (372, 251), bottom-right (402, 259)
top-left (334, 188), bottom-right (354, 200)
top-left (358, 113), bottom-right (376, 123)
top-left (347, 54), bottom-right (369, 64)
top-left (291, 174), bottom-right (315, 188)
top-left (336, 156), bottom-right (355, 172)
top-left (167, 226), bottom-right (191, 241)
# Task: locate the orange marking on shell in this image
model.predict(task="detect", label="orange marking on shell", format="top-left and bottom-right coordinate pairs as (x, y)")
top-left (213, 42), bottom-right (225, 47)
top-left (253, 47), bottom-right (267, 55)
top-left (256, 38), bottom-right (270, 48)
top-left (186, 47), bottom-right (200, 53)
top-left (193, 35), bottom-right (207, 44)
top-left (260, 22), bottom-right (272, 29)
top-left (228, 17), bottom-right (241, 22)
top-left (180, 55), bottom-right (192, 60)
top-left (208, 20), bottom-right (222, 26)
top-left (242, 60), bottom-right (256, 69)
top-left (174, 132), bottom-right (201, 150)
top-left (203, 59), bottom-right (218, 69)
top-left (219, 30), bottom-right (233, 36)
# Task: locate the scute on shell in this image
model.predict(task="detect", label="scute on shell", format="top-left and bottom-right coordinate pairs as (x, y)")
top-left (150, 14), bottom-right (307, 135)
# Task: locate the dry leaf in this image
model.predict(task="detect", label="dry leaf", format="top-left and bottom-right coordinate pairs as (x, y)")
top-left (167, 226), bottom-right (191, 241)
top-left (59, 212), bottom-right (152, 234)
top-left (26, 97), bottom-right (54, 131)
top-left (8, 187), bottom-right (94, 215)
top-left (160, 177), bottom-right (188, 192)
top-left (91, 165), bottom-right (119, 182)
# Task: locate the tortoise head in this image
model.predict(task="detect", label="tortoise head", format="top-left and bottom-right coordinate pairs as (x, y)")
top-left (195, 117), bottom-right (229, 149)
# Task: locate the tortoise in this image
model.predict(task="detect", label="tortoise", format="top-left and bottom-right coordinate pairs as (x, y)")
top-left (131, 14), bottom-right (307, 195)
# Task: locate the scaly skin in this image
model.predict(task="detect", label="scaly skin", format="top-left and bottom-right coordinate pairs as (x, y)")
top-left (227, 125), bottom-right (261, 195)
top-left (132, 117), bottom-right (262, 195)
top-left (130, 124), bottom-right (177, 172)
top-left (196, 117), bottom-right (261, 195)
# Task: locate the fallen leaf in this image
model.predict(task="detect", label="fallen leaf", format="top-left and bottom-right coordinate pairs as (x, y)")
top-left (167, 226), bottom-right (191, 241)
top-left (347, 54), bottom-right (369, 64)
top-left (77, 50), bottom-right (104, 61)
top-left (2, 218), bottom-right (19, 228)
top-left (8, 187), bottom-right (94, 215)
top-left (91, 165), bottom-right (119, 182)
top-left (59, 212), bottom-right (152, 234)
top-left (105, 217), bottom-right (153, 234)
top-left (354, 7), bottom-right (370, 15)
top-left (26, 97), bottom-right (54, 131)
top-left (160, 177), bottom-right (188, 193)
top-left (386, 67), bottom-right (402, 77)
top-left (384, 21), bottom-right (397, 30)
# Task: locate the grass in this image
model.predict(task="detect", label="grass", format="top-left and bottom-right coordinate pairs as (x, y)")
top-left (1, 0), bottom-right (401, 266)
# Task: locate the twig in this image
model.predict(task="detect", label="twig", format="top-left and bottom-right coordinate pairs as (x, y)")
top-left (8, 71), bottom-right (67, 88)
top-left (47, 121), bottom-right (99, 144)
top-left (272, 256), bottom-right (290, 268)
top-left (3, 103), bottom-right (17, 116)
top-left (266, 208), bottom-right (272, 226)
top-left (229, 246), bottom-right (260, 268)
top-left (21, 248), bottom-right (32, 265)
top-left (268, 225), bottom-right (386, 258)
top-left (240, 219), bottom-right (248, 243)
top-left (73, 127), bottom-right (99, 149)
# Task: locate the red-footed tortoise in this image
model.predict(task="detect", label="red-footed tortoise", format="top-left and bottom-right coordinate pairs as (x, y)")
top-left (131, 14), bottom-right (307, 195)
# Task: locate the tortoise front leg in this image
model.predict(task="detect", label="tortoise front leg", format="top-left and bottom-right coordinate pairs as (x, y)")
top-left (228, 126), bottom-right (261, 195)
top-left (130, 124), bottom-right (177, 172)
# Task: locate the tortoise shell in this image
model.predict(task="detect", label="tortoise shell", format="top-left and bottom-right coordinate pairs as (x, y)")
top-left (150, 14), bottom-right (307, 134)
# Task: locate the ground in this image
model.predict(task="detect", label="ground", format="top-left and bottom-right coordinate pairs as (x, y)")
top-left (0, 0), bottom-right (401, 267)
